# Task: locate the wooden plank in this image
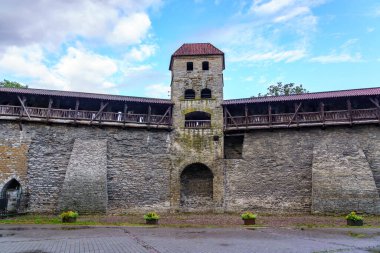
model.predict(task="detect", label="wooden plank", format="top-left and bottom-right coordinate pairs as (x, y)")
top-left (287, 102), bottom-right (302, 127)
top-left (347, 99), bottom-right (352, 124)
top-left (320, 102), bottom-right (325, 126)
top-left (17, 96), bottom-right (31, 120)
top-left (224, 107), bottom-right (227, 130)
top-left (123, 103), bottom-right (128, 127)
top-left (156, 107), bottom-right (170, 127)
top-left (46, 98), bottom-right (53, 121)
top-left (245, 104), bottom-right (248, 128)
top-left (268, 104), bottom-right (272, 127)
top-left (369, 98), bottom-right (380, 123)
top-left (90, 102), bottom-right (108, 124)
top-left (74, 99), bottom-right (80, 124)
top-left (147, 105), bottom-right (151, 124)
top-left (225, 107), bottom-right (238, 128)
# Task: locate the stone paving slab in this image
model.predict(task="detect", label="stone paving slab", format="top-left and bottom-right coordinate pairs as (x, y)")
top-left (0, 225), bottom-right (380, 253)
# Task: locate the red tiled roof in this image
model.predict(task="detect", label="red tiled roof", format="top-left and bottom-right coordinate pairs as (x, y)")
top-left (0, 87), bottom-right (172, 105)
top-left (169, 43), bottom-right (225, 70)
top-left (223, 87), bottom-right (380, 105)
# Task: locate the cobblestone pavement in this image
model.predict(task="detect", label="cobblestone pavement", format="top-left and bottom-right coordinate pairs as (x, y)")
top-left (0, 225), bottom-right (380, 253)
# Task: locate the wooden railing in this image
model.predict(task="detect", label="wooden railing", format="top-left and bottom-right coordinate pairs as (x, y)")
top-left (225, 108), bottom-right (380, 130)
top-left (0, 105), bottom-right (171, 127)
top-left (185, 120), bottom-right (211, 129)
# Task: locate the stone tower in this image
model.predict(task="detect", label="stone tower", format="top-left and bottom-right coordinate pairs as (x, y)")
top-left (169, 43), bottom-right (225, 212)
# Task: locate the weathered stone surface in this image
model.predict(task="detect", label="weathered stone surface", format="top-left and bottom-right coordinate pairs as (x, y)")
top-left (59, 139), bottom-right (108, 213)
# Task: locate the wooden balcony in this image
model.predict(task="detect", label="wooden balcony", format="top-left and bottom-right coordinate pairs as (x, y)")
top-left (184, 120), bottom-right (211, 129)
top-left (225, 108), bottom-right (380, 131)
top-left (0, 105), bottom-right (172, 129)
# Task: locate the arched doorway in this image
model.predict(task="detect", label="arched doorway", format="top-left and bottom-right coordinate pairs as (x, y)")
top-left (180, 163), bottom-right (213, 211)
top-left (1, 179), bottom-right (22, 213)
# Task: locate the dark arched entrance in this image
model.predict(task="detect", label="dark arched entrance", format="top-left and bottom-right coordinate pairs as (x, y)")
top-left (1, 179), bottom-right (22, 212)
top-left (180, 163), bottom-right (213, 211)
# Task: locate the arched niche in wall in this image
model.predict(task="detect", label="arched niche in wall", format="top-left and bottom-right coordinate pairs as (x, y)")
top-left (201, 88), bottom-right (212, 99)
top-left (184, 111), bottom-right (211, 128)
top-left (180, 163), bottom-right (213, 210)
top-left (0, 178), bottom-right (22, 213)
top-left (184, 89), bottom-right (196, 99)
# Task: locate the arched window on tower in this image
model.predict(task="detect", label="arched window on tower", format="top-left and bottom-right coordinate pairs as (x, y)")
top-left (201, 88), bottom-right (212, 99)
top-left (184, 89), bottom-right (195, 99)
top-left (202, 61), bottom-right (209, 70)
top-left (185, 111), bottom-right (211, 128)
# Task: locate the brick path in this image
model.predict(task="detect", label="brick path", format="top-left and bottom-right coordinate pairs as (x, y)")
top-left (0, 225), bottom-right (380, 253)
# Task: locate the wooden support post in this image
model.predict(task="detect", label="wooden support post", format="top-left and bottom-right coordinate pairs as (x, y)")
top-left (244, 104), bottom-right (248, 128)
top-left (123, 103), bottom-right (128, 127)
top-left (156, 106), bottom-right (171, 127)
top-left (147, 105), bottom-right (151, 124)
top-left (74, 99), bottom-right (79, 124)
top-left (90, 101), bottom-right (108, 124)
top-left (347, 99), bottom-right (352, 125)
top-left (288, 102), bottom-right (302, 127)
top-left (168, 106), bottom-right (172, 126)
top-left (268, 104), bottom-right (272, 127)
top-left (225, 107), bottom-right (238, 128)
top-left (224, 107), bottom-right (227, 130)
top-left (17, 96), bottom-right (31, 120)
top-left (369, 97), bottom-right (380, 123)
top-left (46, 98), bottom-right (53, 121)
top-left (320, 102), bottom-right (325, 126)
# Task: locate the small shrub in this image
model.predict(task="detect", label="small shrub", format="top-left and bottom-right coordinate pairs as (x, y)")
top-left (59, 211), bottom-right (79, 219)
top-left (345, 211), bottom-right (363, 221)
top-left (143, 212), bottom-right (160, 221)
top-left (241, 211), bottom-right (257, 220)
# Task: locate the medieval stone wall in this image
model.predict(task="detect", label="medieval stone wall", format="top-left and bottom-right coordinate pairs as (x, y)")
top-left (0, 121), bottom-right (172, 214)
top-left (226, 125), bottom-right (380, 214)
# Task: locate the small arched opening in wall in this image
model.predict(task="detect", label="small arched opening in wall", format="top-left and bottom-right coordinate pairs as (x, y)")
top-left (180, 163), bottom-right (214, 211)
top-left (184, 111), bottom-right (211, 128)
top-left (0, 179), bottom-right (22, 213)
top-left (201, 88), bottom-right (212, 99)
top-left (184, 89), bottom-right (195, 99)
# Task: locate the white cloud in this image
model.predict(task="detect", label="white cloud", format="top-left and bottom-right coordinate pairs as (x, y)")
top-left (125, 44), bottom-right (157, 61)
top-left (0, 45), bottom-right (119, 93)
top-left (273, 6), bottom-right (309, 22)
top-left (144, 84), bottom-right (170, 98)
top-left (108, 13), bottom-right (152, 45)
top-left (231, 49), bottom-right (306, 63)
top-left (251, 0), bottom-right (296, 15)
top-left (310, 53), bottom-right (362, 64)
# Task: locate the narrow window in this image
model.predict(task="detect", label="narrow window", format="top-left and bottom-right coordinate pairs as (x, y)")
top-left (187, 62), bottom-right (193, 71)
top-left (184, 89), bottom-right (195, 99)
top-left (201, 88), bottom-right (212, 99)
top-left (202, 61), bottom-right (209, 70)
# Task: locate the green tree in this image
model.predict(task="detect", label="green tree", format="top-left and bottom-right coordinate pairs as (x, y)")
top-left (257, 82), bottom-right (308, 97)
top-left (0, 79), bottom-right (28, 89)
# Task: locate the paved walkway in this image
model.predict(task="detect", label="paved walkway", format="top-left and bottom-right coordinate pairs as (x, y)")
top-left (0, 225), bottom-right (380, 253)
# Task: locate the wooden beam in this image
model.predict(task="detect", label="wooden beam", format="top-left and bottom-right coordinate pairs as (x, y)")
top-left (225, 107), bottom-right (238, 128)
top-left (369, 98), bottom-right (380, 123)
top-left (320, 102), bottom-right (325, 126)
top-left (17, 96), bottom-right (31, 120)
top-left (123, 103), bottom-right (128, 127)
top-left (46, 98), bottom-right (53, 121)
top-left (147, 105), bottom-right (151, 124)
top-left (268, 104), bottom-right (272, 127)
top-left (224, 107), bottom-right (227, 130)
top-left (90, 101), bottom-right (108, 123)
top-left (244, 104), bottom-right (248, 128)
top-left (156, 106), bottom-right (171, 127)
top-left (347, 99), bottom-right (352, 125)
top-left (287, 102), bottom-right (302, 127)
top-left (74, 99), bottom-right (79, 124)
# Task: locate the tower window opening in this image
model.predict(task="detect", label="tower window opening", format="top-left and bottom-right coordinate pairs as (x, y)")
top-left (185, 111), bottom-right (211, 128)
top-left (187, 62), bottom-right (193, 71)
top-left (201, 88), bottom-right (212, 99)
top-left (184, 89), bottom-right (196, 99)
top-left (202, 61), bottom-right (209, 70)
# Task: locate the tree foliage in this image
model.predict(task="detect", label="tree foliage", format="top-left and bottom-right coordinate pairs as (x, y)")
top-left (0, 79), bottom-right (28, 89)
top-left (257, 82), bottom-right (308, 97)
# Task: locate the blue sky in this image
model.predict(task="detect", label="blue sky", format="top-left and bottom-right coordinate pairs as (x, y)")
top-left (0, 0), bottom-right (379, 99)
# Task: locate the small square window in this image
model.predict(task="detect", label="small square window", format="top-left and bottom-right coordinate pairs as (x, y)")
top-left (187, 62), bottom-right (193, 71)
top-left (202, 61), bottom-right (209, 70)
